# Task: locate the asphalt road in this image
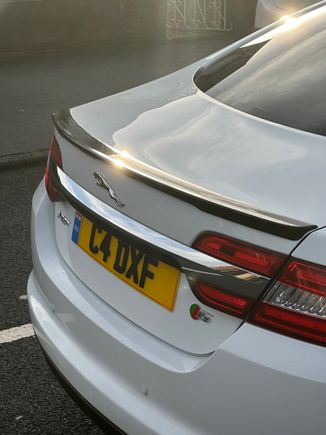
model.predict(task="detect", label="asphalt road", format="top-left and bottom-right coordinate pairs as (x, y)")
top-left (0, 35), bottom-right (235, 434)
top-left (0, 35), bottom-right (236, 159)
top-left (0, 164), bottom-right (107, 434)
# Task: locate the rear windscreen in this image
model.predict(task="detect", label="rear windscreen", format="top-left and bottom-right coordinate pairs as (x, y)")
top-left (195, 7), bottom-right (326, 136)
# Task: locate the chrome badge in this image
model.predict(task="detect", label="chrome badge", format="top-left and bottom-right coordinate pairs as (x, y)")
top-left (57, 210), bottom-right (71, 226)
top-left (93, 171), bottom-right (125, 208)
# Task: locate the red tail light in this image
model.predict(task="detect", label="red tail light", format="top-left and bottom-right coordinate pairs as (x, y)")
top-left (252, 259), bottom-right (326, 345)
top-left (192, 280), bottom-right (252, 317)
top-left (45, 134), bottom-right (62, 201)
top-left (192, 233), bottom-right (285, 318)
top-left (195, 233), bottom-right (284, 277)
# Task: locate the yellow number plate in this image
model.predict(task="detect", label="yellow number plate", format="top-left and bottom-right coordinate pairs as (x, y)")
top-left (72, 212), bottom-right (180, 311)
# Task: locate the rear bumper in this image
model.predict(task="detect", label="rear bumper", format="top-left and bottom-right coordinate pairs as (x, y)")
top-left (28, 182), bottom-right (326, 435)
top-left (38, 343), bottom-right (124, 434)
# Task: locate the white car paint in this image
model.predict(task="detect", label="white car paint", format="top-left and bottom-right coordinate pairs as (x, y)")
top-left (28, 3), bottom-right (326, 434)
top-left (28, 182), bottom-right (326, 435)
top-left (28, 181), bottom-right (326, 434)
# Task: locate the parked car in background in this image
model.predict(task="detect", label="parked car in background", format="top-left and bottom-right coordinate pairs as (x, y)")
top-left (231, 0), bottom-right (321, 36)
top-left (255, 0), bottom-right (320, 28)
top-left (28, 2), bottom-right (326, 434)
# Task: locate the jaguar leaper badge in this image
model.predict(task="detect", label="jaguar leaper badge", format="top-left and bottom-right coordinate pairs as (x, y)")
top-left (93, 171), bottom-right (125, 207)
top-left (190, 304), bottom-right (213, 323)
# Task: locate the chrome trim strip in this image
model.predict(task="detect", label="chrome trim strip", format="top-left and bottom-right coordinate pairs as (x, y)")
top-left (53, 110), bottom-right (317, 240)
top-left (58, 167), bottom-right (223, 270)
top-left (55, 167), bottom-right (269, 296)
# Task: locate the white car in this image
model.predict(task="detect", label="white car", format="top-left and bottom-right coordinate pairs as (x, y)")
top-left (28, 3), bottom-right (326, 434)
top-left (255, 0), bottom-right (320, 28)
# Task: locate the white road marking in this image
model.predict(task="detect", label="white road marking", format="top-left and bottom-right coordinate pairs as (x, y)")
top-left (0, 324), bottom-right (35, 344)
top-left (19, 294), bottom-right (28, 300)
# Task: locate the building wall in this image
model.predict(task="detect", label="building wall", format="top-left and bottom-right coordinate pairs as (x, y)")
top-left (167, 0), bottom-right (230, 40)
top-left (0, 0), bottom-right (252, 52)
top-left (0, 0), bottom-right (167, 52)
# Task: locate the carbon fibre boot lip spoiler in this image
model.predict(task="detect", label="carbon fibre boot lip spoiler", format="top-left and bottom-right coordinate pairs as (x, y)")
top-left (53, 110), bottom-right (317, 241)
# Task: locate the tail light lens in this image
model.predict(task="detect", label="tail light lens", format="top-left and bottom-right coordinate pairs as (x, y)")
top-left (45, 134), bottom-right (62, 201)
top-left (191, 280), bottom-right (252, 317)
top-left (195, 233), bottom-right (284, 277)
top-left (251, 259), bottom-right (326, 345)
top-left (192, 233), bottom-right (285, 318)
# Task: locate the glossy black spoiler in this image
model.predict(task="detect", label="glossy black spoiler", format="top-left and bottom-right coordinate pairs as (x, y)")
top-left (53, 110), bottom-right (317, 241)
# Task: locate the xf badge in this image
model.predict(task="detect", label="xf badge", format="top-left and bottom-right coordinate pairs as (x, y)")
top-left (57, 210), bottom-right (71, 226)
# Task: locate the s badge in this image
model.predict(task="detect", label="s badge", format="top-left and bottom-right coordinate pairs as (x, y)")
top-left (190, 304), bottom-right (213, 323)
